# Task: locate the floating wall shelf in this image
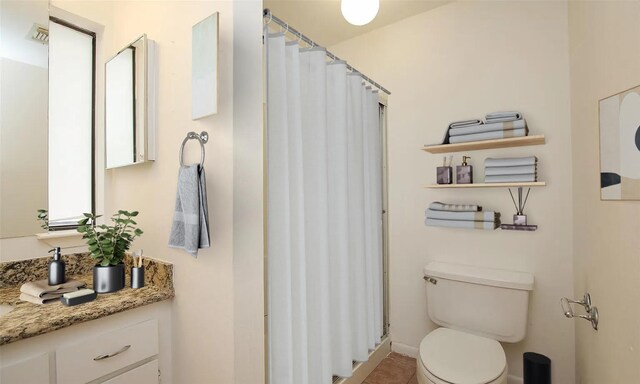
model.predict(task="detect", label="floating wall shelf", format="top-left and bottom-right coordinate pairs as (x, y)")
top-left (425, 181), bottom-right (546, 189)
top-left (422, 135), bottom-right (546, 154)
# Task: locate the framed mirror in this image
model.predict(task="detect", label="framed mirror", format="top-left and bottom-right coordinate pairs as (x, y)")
top-left (105, 34), bottom-right (156, 169)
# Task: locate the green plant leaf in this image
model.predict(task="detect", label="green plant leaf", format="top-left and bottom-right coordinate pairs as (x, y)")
top-left (100, 259), bottom-right (110, 267)
top-left (130, 211), bottom-right (139, 217)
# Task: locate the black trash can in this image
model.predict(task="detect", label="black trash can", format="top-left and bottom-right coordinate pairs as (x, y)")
top-left (523, 352), bottom-right (551, 384)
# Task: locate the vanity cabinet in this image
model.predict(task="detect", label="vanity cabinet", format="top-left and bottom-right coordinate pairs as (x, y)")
top-left (0, 302), bottom-right (171, 384)
top-left (0, 352), bottom-right (50, 384)
top-left (103, 360), bottom-right (159, 384)
top-left (56, 319), bottom-right (159, 384)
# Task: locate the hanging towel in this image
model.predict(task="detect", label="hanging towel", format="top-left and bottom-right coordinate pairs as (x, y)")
top-left (169, 164), bottom-right (210, 257)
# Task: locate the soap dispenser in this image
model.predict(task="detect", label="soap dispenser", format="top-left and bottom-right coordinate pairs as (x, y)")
top-left (48, 247), bottom-right (65, 286)
top-left (456, 155), bottom-right (473, 184)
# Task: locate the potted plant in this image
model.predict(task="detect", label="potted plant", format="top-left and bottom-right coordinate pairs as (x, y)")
top-left (77, 210), bottom-right (143, 293)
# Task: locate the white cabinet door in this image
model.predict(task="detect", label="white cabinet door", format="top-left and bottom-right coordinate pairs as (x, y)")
top-left (0, 353), bottom-right (50, 384)
top-left (101, 360), bottom-right (158, 384)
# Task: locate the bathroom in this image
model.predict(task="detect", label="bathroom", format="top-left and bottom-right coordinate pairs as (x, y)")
top-left (0, 0), bottom-right (638, 383)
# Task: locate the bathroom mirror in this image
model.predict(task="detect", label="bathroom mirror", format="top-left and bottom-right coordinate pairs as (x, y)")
top-left (105, 34), bottom-right (156, 169)
top-left (0, 0), bottom-right (49, 239)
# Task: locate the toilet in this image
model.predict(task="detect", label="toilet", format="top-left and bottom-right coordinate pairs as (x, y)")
top-left (417, 261), bottom-right (534, 384)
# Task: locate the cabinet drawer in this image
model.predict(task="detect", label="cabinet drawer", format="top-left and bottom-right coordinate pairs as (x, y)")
top-left (57, 319), bottom-right (158, 384)
top-left (101, 359), bottom-right (158, 384)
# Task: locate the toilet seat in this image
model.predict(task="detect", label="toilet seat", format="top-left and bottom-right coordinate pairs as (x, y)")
top-left (418, 328), bottom-right (507, 384)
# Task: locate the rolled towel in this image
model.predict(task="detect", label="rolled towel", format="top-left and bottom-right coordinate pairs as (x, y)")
top-left (485, 165), bottom-right (537, 176)
top-left (168, 164), bottom-right (211, 257)
top-left (425, 209), bottom-right (499, 222)
top-left (485, 156), bottom-right (538, 167)
top-left (20, 279), bottom-right (86, 298)
top-left (448, 128), bottom-right (528, 144)
top-left (485, 111), bottom-right (522, 122)
top-left (429, 201), bottom-right (482, 212)
top-left (484, 174), bottom-right (537, 183)
top-left (425, 217), bottom-right (500, 230)
top-left (449, 119), bottom-right (527, 136)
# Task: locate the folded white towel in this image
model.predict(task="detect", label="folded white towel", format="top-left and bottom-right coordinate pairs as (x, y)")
top-left (425, 209), bottom-right (499, 222)
top-left (485, 111), bottom-right (522, 122)
top-left (425, 217), bottom-right (499, 230)
top-left (485, 156), bottom-right (538, 167)
top-left (485, 165), bottom-right (537, 175)
top-left (449, 119), bottom-right (527, 136)
top-left (449, 128), bottom-right (527, 144)
top-left (449, 119), bottom-right (483, 129)
top-left (428, 201), bottom-right (482, 212)
top-left (484, 174), bottom-right (537, 183)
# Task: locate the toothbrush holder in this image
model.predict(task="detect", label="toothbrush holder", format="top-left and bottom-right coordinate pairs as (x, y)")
top-left (131, 266), bottom-right (144, 289)
top-left (436, 166), bottom-right (453, 184)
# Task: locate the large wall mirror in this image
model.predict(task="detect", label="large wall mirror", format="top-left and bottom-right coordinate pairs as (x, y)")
top-left (105, 34), bottom-right (156, 169)
top-left (0, 0), bottom-right (49, 238)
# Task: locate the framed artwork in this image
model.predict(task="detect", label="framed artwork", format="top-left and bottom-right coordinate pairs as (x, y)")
top-left (599, 85), bottom-right (640, 200)
top-left (192, 12), bottom-right (219, 120)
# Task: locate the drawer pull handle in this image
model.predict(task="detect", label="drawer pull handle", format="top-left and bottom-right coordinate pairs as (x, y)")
top-left (93, 345), bottom-right (131, 361)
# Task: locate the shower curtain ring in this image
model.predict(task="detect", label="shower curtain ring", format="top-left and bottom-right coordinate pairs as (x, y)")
top-left (265, 13), bottom-right (273, 26)
top-left (285, 24), bottom-right (289, 34)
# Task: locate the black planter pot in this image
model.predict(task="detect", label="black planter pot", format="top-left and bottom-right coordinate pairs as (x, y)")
top-left (93, 263), bottom-right (125, 293)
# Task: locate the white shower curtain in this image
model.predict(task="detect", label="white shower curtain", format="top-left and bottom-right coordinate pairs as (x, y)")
top-left (267, 32), bottom-right (384, 384)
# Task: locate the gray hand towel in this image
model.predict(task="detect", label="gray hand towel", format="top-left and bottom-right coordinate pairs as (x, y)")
top-left (168, 165), bottom-right (210, 257)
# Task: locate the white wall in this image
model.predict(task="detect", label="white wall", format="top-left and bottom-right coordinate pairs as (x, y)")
top-left (569, 2), bottom-right (640, 382)
top-left (330, 2), bottom-right (575, 382)
top-left (5, 1), bottom-right (265, 383)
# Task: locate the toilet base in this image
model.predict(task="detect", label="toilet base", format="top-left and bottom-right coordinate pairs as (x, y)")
top-left (416, 359), bottom-right (508, 384)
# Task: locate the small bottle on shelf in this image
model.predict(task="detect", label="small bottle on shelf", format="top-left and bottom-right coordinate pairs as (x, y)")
top-left (456, 156), bottom-right (473, 184)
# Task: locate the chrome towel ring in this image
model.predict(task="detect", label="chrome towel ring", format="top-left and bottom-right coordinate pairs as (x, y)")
top-left (179, 131), bottom-right (209, 167)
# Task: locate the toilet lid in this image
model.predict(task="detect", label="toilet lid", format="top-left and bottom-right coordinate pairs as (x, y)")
top-left (420, 328), bottom-right (506, 384)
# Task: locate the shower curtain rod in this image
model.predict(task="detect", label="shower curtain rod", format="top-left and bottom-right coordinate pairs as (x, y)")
top-left (263, 9), bottom-right (391, 95)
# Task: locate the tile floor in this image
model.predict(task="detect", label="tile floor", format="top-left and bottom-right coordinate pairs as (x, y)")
top-left (363, 352), bottom-right (418, 384)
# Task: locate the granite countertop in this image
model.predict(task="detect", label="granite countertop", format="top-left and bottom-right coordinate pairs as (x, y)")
top-left (0, 253), bottom-right (174, 346)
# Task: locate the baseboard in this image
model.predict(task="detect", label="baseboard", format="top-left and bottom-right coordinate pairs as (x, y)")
top-left (507, 375), bottom-right (523, 384)
top-left (390, 341), bottom-right (419, 358)
top-left (335, 336), bottom-right (391, 384)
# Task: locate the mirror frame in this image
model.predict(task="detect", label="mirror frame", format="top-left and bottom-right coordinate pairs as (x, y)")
top-left (105, 34), bottom-right (156, 169)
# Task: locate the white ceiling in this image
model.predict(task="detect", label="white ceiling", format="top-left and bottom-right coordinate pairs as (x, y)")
top-left (264, 0), bottom-right (451, 47)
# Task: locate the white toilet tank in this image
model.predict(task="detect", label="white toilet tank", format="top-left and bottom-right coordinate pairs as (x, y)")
top-left (424, 261), bottom-right (534, 343)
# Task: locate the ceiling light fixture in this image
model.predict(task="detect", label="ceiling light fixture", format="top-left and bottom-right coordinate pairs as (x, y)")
top-left (341, 0), bottom-right (379, 26)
